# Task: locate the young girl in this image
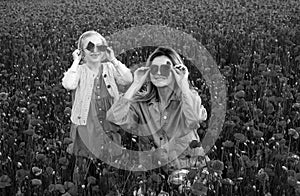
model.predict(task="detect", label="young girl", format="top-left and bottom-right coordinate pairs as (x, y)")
top-left (62, 30), bottom-right (132, 167)
top-left (107, 46), bottom-right (207, 170)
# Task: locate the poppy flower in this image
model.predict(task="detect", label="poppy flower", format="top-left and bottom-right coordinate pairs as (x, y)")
top-left (149, 173), bottom-right (162, 183)
top-left (191, 181), bottom-right (208, 195)
top-left (16, 169), bottom-right (30, 182)
top-left (61, 192), bottom-right (72, 196)
top-left (36, 153), bottom-right (46, 162)
top-left (87, 176), bottom-right (96, 186)
top-left (221, 178), bottom-right (234, 185)
top-left (0, 175), bottom-right (11, 188)
top-left (288, 128), bottom-right (299, 139)
top-left (222, 140), bottom-right (234, 148)
top-left (258, 63), bottom-right (267, 71)
top-left (256, 169), bottom-right (269, 183)
top-left (58, 157), bottom-right (69, 166)
top-left (211, 160), bottom-right (224, 172)
top-left (32, 166), bottom-right (43, 176)
top-left (64, 181), bottom-right (76, 193)
top-left (91, 185), bottom-right (100, 193)
top-left (292, 103), bottom-right (300, 109)
top-left (234, 133), bottom-right (247, 143)
top-left (234, 90), bottom-right (245, 100)
top-left (55, 184), bottom-right (66, 193)
top-left (265, 102), bottom-right (274, 114)
top-left (31, 179), bottom-right (42, 186)
top-left (0, 92), bottom-right (8, 101)
top-left (46, 167), bottom-right (54, 175)
top-left (157, 191), bottom-right (169, 196)
top-left (287, 176), bottom-right (297, 187)
top-left (253, 130), bottom-right (264, 138)
top-left (287, 170), bottom-right (296, 177)
top-left (167, 169), bottom-right (189, 185)
top-left (64, 107), bottom-right (72, 116)
top-left (19, 107), bottom-right (28, 113)
top-left (31, 118), bottom-right (44, 126)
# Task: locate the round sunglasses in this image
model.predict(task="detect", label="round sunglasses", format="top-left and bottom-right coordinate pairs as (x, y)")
top-left (150, 63), bottom-right (171, 77)
top-left (85, 41), bottom-right (108, 52)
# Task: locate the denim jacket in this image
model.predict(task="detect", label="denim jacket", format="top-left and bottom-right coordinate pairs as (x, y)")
top-left (62, 60), bottom-right (132, 125)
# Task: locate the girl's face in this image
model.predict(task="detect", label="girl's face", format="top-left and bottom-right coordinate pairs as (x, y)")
top-left (150, 55), bottom-right (174, 88)
top-left (82, 34), bottom-right (107, 64)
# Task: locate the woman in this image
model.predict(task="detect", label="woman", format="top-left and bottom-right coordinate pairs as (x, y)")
top-left (107, 46), bottom-right (207, 169)
top-left (62, 30), bottom-right (132, 164)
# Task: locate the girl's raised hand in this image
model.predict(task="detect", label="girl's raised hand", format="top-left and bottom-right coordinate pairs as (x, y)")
top-left (72, 49), bottom-right (82, 62)
top-left (133, 67), bottom-right (150, 86)
top-left (106, 47), bottom-right (116, 62)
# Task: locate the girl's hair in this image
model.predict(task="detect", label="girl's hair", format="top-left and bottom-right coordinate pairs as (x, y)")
top-left (77, 30), bottom-right (108, 63)
top-left (134, 46), bottom-right (185, 102)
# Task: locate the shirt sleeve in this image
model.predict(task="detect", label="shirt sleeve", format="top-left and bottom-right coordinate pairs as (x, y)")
top-left (181, 89), bottom-right (207, 129)
top-left (62, 66), bottom-right (81, 90)
top-left (110, 59), bottom-right (133, 86)
top-left (106, 97), bottom-right (140, 132)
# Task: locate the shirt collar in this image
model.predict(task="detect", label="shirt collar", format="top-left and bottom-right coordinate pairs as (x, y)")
top-left (148, 90), bottom-right (181, 106)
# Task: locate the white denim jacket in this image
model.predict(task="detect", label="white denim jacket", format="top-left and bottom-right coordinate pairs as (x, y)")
top-left (62, 59), bottom-right (133, 125)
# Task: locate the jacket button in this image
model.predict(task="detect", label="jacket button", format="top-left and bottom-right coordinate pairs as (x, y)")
top-left (107, 85), bottom-right (111, 88)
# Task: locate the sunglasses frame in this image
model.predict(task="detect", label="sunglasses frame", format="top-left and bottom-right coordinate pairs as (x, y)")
top-left (149, 63), bottom-right (171, 77)
top-left (85, 41), bottom-right (108, 53)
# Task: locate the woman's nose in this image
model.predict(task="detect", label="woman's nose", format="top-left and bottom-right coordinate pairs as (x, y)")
top-left (157, 68), bottom-right (161, 75)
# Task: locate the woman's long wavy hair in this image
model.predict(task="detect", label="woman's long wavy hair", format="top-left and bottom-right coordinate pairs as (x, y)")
top-left (133, 46), bottom-right (186, 102)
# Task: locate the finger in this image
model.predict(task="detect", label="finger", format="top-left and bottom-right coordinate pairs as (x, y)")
top-left (106, 47), bottom-right (112, 53)
top-left (174, 64), bottom-right (187, 71)
top-left (171, 67), bottom-right (181, 75)
top-left (139, 69), bottom-right (150, 76)
top-left (135, 68), bottom-right (149, 76)
top-left (137, 67), bottom-right (150, 71)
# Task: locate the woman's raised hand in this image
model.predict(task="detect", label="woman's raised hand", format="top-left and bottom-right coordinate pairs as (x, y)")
top-left (171, 63), bottom-right (189, 89)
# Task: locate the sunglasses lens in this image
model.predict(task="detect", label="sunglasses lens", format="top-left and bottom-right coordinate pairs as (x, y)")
top-left (86, 41), bottom-right (107, 52)
top-left (160, 64), bottom-right (171, 77)
top-left (97, 45), bottom-right (107, 52)
top-left (150, 65), bottom-right (159, 75)
top-left (150, 64), bottom-right (171, 76)
top-left (86, 41), bottom-right (95, 52)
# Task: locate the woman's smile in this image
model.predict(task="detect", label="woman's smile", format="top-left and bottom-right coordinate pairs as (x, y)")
top-left (154, 76), bottom-right (167, 80)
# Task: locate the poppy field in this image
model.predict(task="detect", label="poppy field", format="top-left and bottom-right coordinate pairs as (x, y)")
top-left (0, 0), bottom-right (300, 195)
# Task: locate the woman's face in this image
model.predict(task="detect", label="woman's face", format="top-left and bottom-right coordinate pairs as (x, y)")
top-left (82, 34), bottom-right (107, 64)
top-left (150, 55), bottom-right (174, 88)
